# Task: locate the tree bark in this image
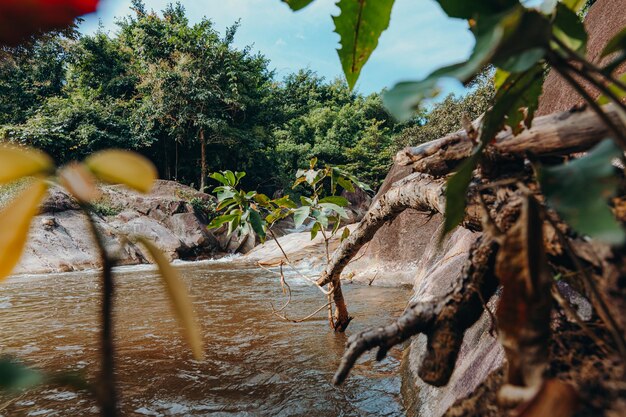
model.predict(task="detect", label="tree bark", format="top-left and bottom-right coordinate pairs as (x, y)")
top-left (317, 173), bottom-right (453, 289)
top-left (199, 129), bottom-right (206, 191)
top-left (396, 103), bottom-right (626, 176)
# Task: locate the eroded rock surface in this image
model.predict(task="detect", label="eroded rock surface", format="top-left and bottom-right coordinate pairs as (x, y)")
top-left (14, 180), bottom-right (220, 274)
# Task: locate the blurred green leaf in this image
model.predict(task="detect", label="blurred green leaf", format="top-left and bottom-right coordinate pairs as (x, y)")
top-left (208, 214), bottom-right (238, 230)
top-left (537, 139), bottom-right (625, 244)
top-left (384, 9), bottom-right (511, 120)
top-left (443, 154), bottom-right (479, 237)
top-left (334, 0), bottom-right (395, 90)
top-left (602, 27), bottom-right (626, 57)
top-left (0, 357), bottom-right (43, 391)
top-left (552, 3), bottom-right (587, 54)
top-left (598, 73), bottom-right (626, 105)
top-left (319, 196), bottom-right (350, 207)
top-left (561, 0), bottom-right (587, 12)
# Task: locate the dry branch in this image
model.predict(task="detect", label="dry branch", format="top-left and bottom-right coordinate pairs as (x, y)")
top-left (333, 236), bottom-right (499, 386)
top-left (317, 173), bottom-right (450, 288)
top-left (396, 103), bottom-right (626, 176)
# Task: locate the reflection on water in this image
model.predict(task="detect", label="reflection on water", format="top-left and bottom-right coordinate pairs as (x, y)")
top-left (0, 260), bottom-right (410, 416)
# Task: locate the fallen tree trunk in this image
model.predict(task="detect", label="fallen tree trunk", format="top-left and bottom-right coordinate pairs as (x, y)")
top-left (396, 103), bottom-right (625, 176)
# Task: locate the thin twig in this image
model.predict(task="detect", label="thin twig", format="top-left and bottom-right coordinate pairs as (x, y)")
top-left (271, 302), bottom-right (332, 323)
top-left (549, 55), bottom-right (626, 149)
top-left (267, 229), bottom-right (332, 295)
top-left (551, 35), bottom-right (626, 92)
top-left (551, 284), bottom-right (612, 356)
top-left (543, 211), bottom-right (626, 364)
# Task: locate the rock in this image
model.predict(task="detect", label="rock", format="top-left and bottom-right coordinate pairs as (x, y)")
top-left (403, 225), bottom-right (505, 417)
top-left (537, 0), bottom-right (626, 116)
top-left (14, 180), bottom-right (221, 275)
top-left (342, 186), bottom-right (372, 223)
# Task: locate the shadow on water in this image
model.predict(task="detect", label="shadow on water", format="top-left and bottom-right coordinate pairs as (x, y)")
top-left (0, 260), bottom-right (410, 416)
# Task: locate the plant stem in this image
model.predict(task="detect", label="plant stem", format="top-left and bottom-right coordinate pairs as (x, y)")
top-left (561, 60), bottom-right (626, 115)
top-left (83, 208), bottom-right (118, 417)
top-left (551, 35), bottom-right (626, 92)
top-left (549, 56), bottom-right (626, 149)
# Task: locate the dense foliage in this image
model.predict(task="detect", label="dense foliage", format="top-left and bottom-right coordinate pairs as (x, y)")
top-left (0, 1), bottom-right (493, 195)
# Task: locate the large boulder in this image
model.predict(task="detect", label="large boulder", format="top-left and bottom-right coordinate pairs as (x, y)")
top-left (402, 225), bottom-right (504, 417)
top-left (537, 0), bottom-right (626, 115)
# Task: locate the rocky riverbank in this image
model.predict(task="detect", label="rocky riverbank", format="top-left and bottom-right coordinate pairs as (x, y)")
top-left (14, 180), bottom-right (221, 275)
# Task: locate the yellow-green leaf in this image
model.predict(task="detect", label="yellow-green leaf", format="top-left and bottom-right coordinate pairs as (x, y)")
top-left (85, 150), bottom-right (157, 194)
top-left (0, 180), bottom-right (48, 281)
top-left (0, 145), bottom-right (54, 184)
top-left (136, 237), bottom-right (204, 360)
top-left (58, 163), bottom-right (101, 203)
top-left (334, 0), bottom-right (395, 90)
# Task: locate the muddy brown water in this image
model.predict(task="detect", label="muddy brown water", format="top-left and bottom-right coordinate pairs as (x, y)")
top-left (0, 259), bottom-right (410, 416)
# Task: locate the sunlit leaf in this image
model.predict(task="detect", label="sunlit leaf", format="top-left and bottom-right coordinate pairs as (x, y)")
top-left (0, 357), bottom-right (43, 391)
top-left (601, 27), bottom-right (626, 57)
top-left (58, 163), bottom-right (101, 203)
top-left (272, 196), bottom-right (297, 209)
top-left (0, 179), bottom-right (48, 281)
top-left (207, 214), bottom-right (238, 230)
top-left (253, 193), bottom-right (271, 206)
top-left (293, 206), bottom-right (310, 228)
top-left (136, 237), bottom-right (204, 360)
top-left (319, 202), bottom-right (349, 219)
top-left (561, 0), bottom-right (587, 13)
top-left (537, 139), bottom-right (625, 244)
top-left (341, 226), bottom-right (351, 242)
top-left (0, 145), bottom-right (54, 184)
top-left (282, 0), bottom-right (314, 11)
top-left (310, 221), bottom-right (321, 240)
top-left (551, 3), bottom-right (587, 54)
top-left (597, 73), bottom-right (626, 105)
top-left (85, 150), bottom-right (157, 194)
top-left (336, 176), bottom-right (355, 193)
top-left (209, 172), bottom-right (228, 186)
top-left (334, 0), bottom-right (395, 90)
top-left (319, 196), bottom-right (350, 207)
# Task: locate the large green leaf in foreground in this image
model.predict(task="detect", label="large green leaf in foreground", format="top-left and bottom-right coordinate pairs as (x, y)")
top-left (538, 139), bottom-right (625, 245)
top-left (334, 0), bottom-right (395, 90)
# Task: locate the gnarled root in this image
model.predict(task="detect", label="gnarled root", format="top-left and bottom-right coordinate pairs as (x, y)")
top-left (333, 236), bottom-right (499, 385)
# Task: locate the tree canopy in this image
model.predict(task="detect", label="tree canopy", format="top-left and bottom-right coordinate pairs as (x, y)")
top-left (0, 1), bottom-right (493, 195)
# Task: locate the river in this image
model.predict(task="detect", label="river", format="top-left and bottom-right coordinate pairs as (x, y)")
top-left (0, 259), bottom-right (411, 416)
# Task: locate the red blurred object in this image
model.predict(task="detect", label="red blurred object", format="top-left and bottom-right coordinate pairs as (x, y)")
top-left (0, 0), bottom-right (99, 45)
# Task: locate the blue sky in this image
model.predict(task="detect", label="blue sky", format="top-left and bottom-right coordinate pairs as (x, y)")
top-left (80, 0), bottom-right (475, 95)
